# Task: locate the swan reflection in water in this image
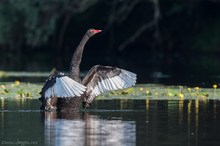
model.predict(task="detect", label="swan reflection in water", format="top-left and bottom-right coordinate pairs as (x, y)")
top-left (41, 111), bottom-right (136, 146)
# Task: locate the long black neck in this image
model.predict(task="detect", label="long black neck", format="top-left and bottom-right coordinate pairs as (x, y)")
top-left (69, 33), bottom-right (90, 82)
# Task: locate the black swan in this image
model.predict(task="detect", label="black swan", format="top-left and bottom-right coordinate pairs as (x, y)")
top-left (39, 28), bottom-right (137, 111)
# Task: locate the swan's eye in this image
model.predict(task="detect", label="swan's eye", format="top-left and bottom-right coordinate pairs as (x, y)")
top-left (90, 30), bottom-right (95, 33)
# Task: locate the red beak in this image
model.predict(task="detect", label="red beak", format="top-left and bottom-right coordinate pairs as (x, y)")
top-left (94, 29), bottom-right (102, 33)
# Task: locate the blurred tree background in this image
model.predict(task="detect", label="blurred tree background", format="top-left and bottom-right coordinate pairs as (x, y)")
top-left (0, 0), bottom-right (220, 85)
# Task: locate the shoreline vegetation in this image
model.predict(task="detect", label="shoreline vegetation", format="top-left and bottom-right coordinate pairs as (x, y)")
top-left (0, 81), bottom-right (219, 100)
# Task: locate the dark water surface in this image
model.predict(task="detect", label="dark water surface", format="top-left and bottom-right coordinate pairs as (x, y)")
top-left (0, 99), bottom-right (220, 146)
top-left (1, 54), bottom-right (220, 87)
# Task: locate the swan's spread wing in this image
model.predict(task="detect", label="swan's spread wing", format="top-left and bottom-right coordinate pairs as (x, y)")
top-left (82, 65), bottom-right (137, 107)
top-left (44, 76), bottom-right (86, 99)
top-left (40, 71), bottom-right (86, 99)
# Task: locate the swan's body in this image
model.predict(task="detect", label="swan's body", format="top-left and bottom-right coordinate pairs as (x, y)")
top-left (39, 29), bottom-right (137, 111)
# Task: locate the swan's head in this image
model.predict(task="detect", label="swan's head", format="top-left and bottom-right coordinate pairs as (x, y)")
top-left (87, 28), bottom-right (102, 37)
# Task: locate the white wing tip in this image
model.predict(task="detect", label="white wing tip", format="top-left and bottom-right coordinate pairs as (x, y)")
top-left (120, 69), bottom-right (137, 87)
top-left (91, 69), bottom-right (137, 97)
top-left (44, 76), bottom-right (86, 98)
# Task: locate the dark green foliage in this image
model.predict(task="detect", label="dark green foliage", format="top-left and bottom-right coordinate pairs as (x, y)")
top-left (0, 0), bottom-right (220, 61)
top-left (0, 0), bottom-right (97, 50)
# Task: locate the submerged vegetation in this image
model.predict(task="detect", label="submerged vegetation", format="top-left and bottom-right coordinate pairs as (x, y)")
top-left (0, 81), bottom-right (219, 100)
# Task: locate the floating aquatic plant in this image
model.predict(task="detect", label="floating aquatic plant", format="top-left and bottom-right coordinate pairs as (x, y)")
top-left (0, 81), bottom-right (220, 100)
top-left (213, 84), bottom-right (217, 89)
top-left (0, 81), bottom-right (42, 99)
